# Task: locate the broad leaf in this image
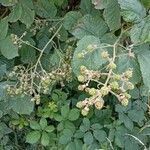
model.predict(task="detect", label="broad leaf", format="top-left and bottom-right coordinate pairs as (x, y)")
top-left (103, 0), bottom-right (121, 31)
top-left (83, 131), bottom-right (93, 145)
top-left (118, 0), bottom-right (146, 22)
top-left (137, 49), bottom-right (150, 90)
top-left (0, 18), bottom-right (8, 40)
top-left (130, 15), bottom-right (150, 44)
top-left (68, 108), bottom-right (80, 121)
top-left (93, 130), bottom-right (107, 143)
top-left (26, 131), bottom-right (41, 144)
top-left (41, 132), bottom-right (49, 146)
top-left (0, 36), bottom-right (18, 59)
top-left (72, 14), bottom-right (108, 39)
top-left (72, 35), bottom-right (106, 75)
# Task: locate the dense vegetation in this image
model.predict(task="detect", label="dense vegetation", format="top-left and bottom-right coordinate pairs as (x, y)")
top-left (0, 0), bottom-right (150, 149)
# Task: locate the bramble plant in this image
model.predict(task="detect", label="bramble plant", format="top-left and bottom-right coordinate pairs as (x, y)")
top-left (0, 0), bottom-right (150, 149)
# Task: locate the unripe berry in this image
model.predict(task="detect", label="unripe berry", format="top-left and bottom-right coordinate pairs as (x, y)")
top-left (101, 51), bottom-right (109, 59)
top-left (124, 69), bottom-right (133, 78)
top-left (110, 81), bottom-right (119, 90)
top-left (86, 44), bottom-right (94, 51)
top-left (108, 62), bottom-right (116, 70)
top-left (94, 99), bottom-right (104, 110)
top-left (78, 75), bottom-right (85, 82)
top-left (88, 88), bottom-right (97, 96)
top-left (77, 53), bottom-right (84, 58)
top-left (100, 86), bottom-right (110, 96)
top-left (113, 74), bottom-right (121, 80)
top-left (76, 101), bottom-right (83, 108)
top-left (121, 98), bottom-right (129, 106)
top-left (81, 108), bottom-right (89, 116)
top-left (78, 85), bottom-right (86, 91)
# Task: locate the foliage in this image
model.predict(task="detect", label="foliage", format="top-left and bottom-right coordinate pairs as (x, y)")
top-left (0, 0), bottom-right (150, 149)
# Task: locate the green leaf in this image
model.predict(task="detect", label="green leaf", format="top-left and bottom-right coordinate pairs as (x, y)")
top-left (0, 18), bottom-right (8, 40)
top-left (39, 118), bottom-right (47, 130)
top-left (137, 49), bottom-right (150, 90)
top-left (130, 15), bottom-right (150, 44)
top-left (103, 0), bottom-right (121, 31)
top-left (68, 108), bottom-right (80, 121)
top-left (63, 11), bottom-right (82, 31)
top-left (83, 131), bottom-right (93, 145)
top-left (19, 0), bottom-right (35, 27)
top-left (72, 14), bottom-right (108, 39)
top-left (41, 131), bottom-right (49, 146)
top-left (34, 0), bottom-right (57, 18)
top-left (30, 121), bottom-right (41, 130)
top-left (93, 130), bottom-right (107, 143)
top-left (72, 35), bottom-right (106, 75)
top-left (119, 113), bottom-right (133, 130)
top-left (26, 131), bottom-right (41, 144)
top-left (61, 105), bottom-right (70, 119)
top-left (116, 55), bottom-right (141, 84)
top-left (8, 3), bottom-right (22, 22)
top-left (45, 125), bottom-right (55, 133)
top-left (118, 0), bottom-right (146, 22)
top-left (0, 36), bottom-right (18, 59)
top-left (9, 95), bottom-right (34, 115)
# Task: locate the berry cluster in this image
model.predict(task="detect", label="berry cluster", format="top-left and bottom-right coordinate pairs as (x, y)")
top-left (76, 50), bottom-right (134, 116)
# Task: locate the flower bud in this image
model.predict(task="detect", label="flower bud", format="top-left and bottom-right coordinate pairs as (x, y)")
top-left (121, 98), bottom-right (129, 106)
top-left (124, 69), bottom-right (133, 78)
top-left (76, 101), bottom-right (83, 108)
top-left (100, 86), bottom-right (110, 96)
top-left (81, 107), bottom-right (89, 116)
top-left (110, 81), bottom-right (119, 90)
top-left (94, 99), bottom-right (104, 110)
top-left (88, 88), bottom-right (97, 96)
top-left (126, 82), bottom-right (134, 90)
top-left (108, 62), bottom-right (116, 70)
top-left (101, 51), bottom-right (109, 59)
top-left (78, 75), bottom-right (85, 82)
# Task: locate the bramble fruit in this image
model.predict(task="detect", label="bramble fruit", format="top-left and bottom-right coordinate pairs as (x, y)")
top-left (88, 88), bottom-right (97, 96)
top-left (76, 101), bottom-right (83, 108)
top-left (121, 98), bottom-right (129, 106)
top-left (100, 86), bottom-right (110, 96)
top-left (124, 69), bottom-right (133, 78)
top-left (78, 75), bottom-right (85, 82)
top-left (110, 81), bottom-right (119, 90)
top-left (108, 62), bottom-right (116, 70)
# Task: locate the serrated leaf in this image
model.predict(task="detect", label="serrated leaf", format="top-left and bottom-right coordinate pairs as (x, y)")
top-left (30, 121), bottom-right (41, 130)
top-left (39, 118), bottom-right (47, 130)
top-left (63, 11), bottom-right (82, 31)
top-left (72, 35), bottom-right (106, 75)
top-left (118, 0), bottom-right (146, 23)
top-left (9, 95), bottom-right (34, 115)
top-left (93, 130), bottom-right (107, 143)
top-left (45, 125), bottom-right (55, 133)
top-left (130, 15), bottom-right (150, 44)
top-left (0, 36), bottom-right (18, 59)
top-left (61, 105), bottom-right (70, 118)
top-left (19, 0), bottom-right (35, 27)
top-left (137, 49), bottom-right (150, 90)
top-left (8, 3), bottom-right (22, 22)
top-left (41, 132), bottom-right (49, 146)
top-left (68, 108), bottom-right (80, 121)
top-left (72, 14), bottom-right (108, 39)
top-left (83, 132), bottom-right (93, 145)
top-left (119, 113), bottom-right (133, 130)
top-left (0, 18), bottom-right (8, 40)
top-left (34, 0), bottom-right (57, 18)
top-left (103, 0), bottom-right (121, 31)
top-left (26, 131), bottom-right (41, 144)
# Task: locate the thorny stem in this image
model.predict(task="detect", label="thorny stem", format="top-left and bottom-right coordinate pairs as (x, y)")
top-left (30, 24), bottom-right (62, 93)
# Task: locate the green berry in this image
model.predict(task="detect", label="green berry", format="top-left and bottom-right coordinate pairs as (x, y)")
top-left (100, 86), bottom-right (110, 96)
top-left (108, 62), bottom-right (116, 70)
top-left (113, 74), bottom-right (121, 80)
top-left (81, 108), bottom-right (89, 116)
top-left (124, 69), bottom-right (133, 78)
top-left (88, 88), bottom-right (97, 96)
top-left (87, 44), bottom-right (94, 51)
top-left (78, 75), bottom-right (85, 82)
top-left (110, 81), bottom-right (119, 90)
top-left (121, 98), bottom-right (129, 106)
top-left (77, 53), bottom-right (84, 58)
top-left (76, 101), bottom-right (83, 108)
